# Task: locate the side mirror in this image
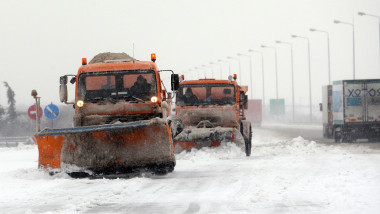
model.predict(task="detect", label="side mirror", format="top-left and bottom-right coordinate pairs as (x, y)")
top-left (59, 76), bottom-right (68, 103)
top-left (171, 74), bottom-right (179, 91)
top-left (70, 76), bottom-right (76, 84)
top-left (239, 91), bottom-right (245, 106)
top-left (244, 95), bottom-right (248, 109)
top-left (60, 76), bottom-right (68, 85)
top-left (59, 84), bottom-right (68, 103)
top-left (319, 103), bottom-right (323, 112)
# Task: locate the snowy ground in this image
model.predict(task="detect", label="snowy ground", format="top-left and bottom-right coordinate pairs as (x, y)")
top-left (1, 128), bottom-right (380, 214)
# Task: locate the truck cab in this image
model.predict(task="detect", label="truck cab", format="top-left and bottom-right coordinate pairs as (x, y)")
top-left (172, 76), bottom-right (252, 156)
top-left (35, 53), bottom-right (179, 176)
top-left (64, 59), bottom-right (169, 126)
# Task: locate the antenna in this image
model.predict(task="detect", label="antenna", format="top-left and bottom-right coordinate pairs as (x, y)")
top-left (133, 43), bottom-right (135, 58)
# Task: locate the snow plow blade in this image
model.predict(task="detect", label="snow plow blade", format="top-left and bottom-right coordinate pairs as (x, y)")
top-left (173, 127), bottom-right (244, 153)
top-left (35, 118), bottom-right (174, 174)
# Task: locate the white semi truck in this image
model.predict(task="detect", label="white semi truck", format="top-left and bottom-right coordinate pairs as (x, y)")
top-left (321, 79), bottom-right (380, 142)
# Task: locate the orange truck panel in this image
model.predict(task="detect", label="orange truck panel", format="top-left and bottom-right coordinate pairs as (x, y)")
top-left (173, 78), bottom-right (248, 153)
top-left (36, 119), bottom-right (173, 172)
top-left (35, 55), bottom-right (176, 175)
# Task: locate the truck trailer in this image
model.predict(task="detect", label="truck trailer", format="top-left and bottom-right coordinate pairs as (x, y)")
top-left (321, 79), bottom-right (380, 142)
top-left (246, 99), bottom-right (262, 127)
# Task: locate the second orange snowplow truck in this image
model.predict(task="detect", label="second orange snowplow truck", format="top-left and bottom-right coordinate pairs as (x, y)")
top-left (35, 53), bottom-right (179, 176)
top-left (171, 75), bottom-right (252, 156)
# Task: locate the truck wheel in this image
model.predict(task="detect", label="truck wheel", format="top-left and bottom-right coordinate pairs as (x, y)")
top-left (151, 158), bottom-right (176, 175)
top-left (244, 126), bottom-right (252, 157)
top-left (342, 135), bottom-right (353, 143)
top-left (333, 127), bottom-right (341, 143)
top-left (327, 128), bottom-right (333, 139)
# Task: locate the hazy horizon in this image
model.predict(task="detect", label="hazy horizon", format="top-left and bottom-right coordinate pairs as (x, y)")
top-left (1, 0), bottom-right (379, 111)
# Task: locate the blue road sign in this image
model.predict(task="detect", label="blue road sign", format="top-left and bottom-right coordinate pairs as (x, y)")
top-left (44, 103), bottom-right (59, 120)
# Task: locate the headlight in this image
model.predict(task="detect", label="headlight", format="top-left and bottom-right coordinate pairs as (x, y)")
top-left (150, 96), bottom-right (158, 103)
top-left (77, 100), bottom-right (84, 108)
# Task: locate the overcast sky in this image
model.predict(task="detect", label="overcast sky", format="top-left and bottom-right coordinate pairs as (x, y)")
top-left (1, 0), bottom-right (380, 109)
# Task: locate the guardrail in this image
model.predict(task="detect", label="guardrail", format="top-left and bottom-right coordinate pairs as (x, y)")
top-left (0, 136), bottom-right (35, 147)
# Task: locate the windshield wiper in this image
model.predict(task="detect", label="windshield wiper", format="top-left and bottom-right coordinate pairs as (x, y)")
top-left (88, 97), bottom-right (106, 103)
top-left (121, 94), bottom-right (145, 102)
top-left (107, 97), bottom-right (118, 104)
top-left (88, 96), bottom-right (118, 104)
top-left (132, 96), bottom-right (145, 102)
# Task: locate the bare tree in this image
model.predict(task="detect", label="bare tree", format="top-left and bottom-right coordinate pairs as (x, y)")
top-left (3, 82), bottom-right (17, 121)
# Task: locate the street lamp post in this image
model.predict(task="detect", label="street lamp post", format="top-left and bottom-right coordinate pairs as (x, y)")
top-left (194, 66), bottom-right (206, 79)
top-left (237, 53), bottom-right (253, 99)
top-left (210, 62), bottom-right (223, 79)
top-left (202, 64), bottom-right (213, 78)
top-left (227, 56), bottom-right (242, 84)
top-left (248, 49), bottom-right (265, 111)
top-left (310, 28), bottom-right (331, 84)
top-left (276, 40), bottom-right (295, 121)
top-left (218, 59), bottom-right (231, 76)
top-left (188, 68), bottom-right (194, 80)
top-left (334, 19), bottom-right (356, 79)
top-left (292, 34), bottom-right (312, 121)
top-left (358, 12), bottom-right (380, 75)
top-left (218, 62), bottom-right (224, 79)
top-left (261, 45), bottom-right (279, 99)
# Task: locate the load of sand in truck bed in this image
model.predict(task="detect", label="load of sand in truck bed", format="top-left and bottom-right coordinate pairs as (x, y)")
top-left (89, 52), bottom-right (135, 64)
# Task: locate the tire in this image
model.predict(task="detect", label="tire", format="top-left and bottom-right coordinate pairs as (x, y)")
top-left (342, 135), bottom-right (353, 143)
top-left (244, 126), bottom-right (252, 157)
top-left (333, 126), bottom-right (341, 143)
top-left (152, 158), bottom-right (176, 175)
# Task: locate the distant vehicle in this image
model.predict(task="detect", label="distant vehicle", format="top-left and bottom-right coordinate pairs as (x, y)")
top-left (320, 79), bottom-right (380, 142)
top-left (246, 99), bottom-right (262, 127)
top-left (321, 85), bottom-right (333, 138)
top-left (34, 53), bottom-right (179, 176)
top-left (171, 75), bottom-right (252, 156)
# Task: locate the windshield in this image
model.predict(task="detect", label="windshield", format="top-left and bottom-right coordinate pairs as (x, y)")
top-left (78, 70), bottom-right (157, 102)
top-left (176, 84), bottom-right (235, 106)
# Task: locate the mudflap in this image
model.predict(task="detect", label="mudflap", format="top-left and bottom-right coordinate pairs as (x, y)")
top-left (35, 118), bottom-right (175, 175)
top-left (173, 127), bottom-right (245, 153)
top-left (241, 121), bottom-right (252, 156)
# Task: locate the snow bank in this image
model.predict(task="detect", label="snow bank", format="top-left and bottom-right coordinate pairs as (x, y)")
top-left (1, 129), bottom-right (380, 213)
top-left (252, 135), bottom-right (319, 156)
top-left (176, 142), bottom-right (245, 161)
top-left (176, 133), bottom-right (325, 161)
top-left (0, 143), bottom-right (36, 152)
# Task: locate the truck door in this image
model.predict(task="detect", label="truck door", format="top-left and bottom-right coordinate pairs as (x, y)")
top-left (365, 80), bottom-right (380, 122)
top-left (344, 81), bottom-right (364, 122)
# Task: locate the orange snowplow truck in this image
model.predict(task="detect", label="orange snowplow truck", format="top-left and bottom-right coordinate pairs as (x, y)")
top-left (171, 75), bottom-right (252, 156)
top-left (35, 53), bottom-right (180, 176)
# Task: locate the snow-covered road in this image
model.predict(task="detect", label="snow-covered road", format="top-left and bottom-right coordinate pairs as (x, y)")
top-left (1, 128), bottom-right (380, 214)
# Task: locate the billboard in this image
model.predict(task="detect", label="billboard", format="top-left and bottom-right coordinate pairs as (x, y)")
top-left (270, 99), bottom-right (285, 115)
